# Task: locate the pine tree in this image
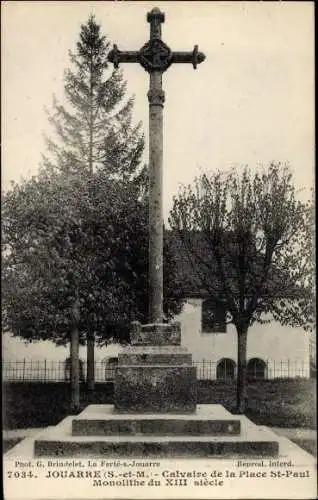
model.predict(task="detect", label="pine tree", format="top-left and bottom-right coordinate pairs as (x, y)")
top-left (42, 15), bottom-right (145, 181)
top-left (41, 15), bottom-right (145, 398)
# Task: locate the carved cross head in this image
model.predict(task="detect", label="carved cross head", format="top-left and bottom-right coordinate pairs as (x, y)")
top-left (108, 7), bottom-right (205, 74)
top-left (147, 7), bottom-right (165, 40)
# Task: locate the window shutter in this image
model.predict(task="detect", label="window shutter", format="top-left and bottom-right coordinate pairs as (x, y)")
top-left (202, 299), bottom-right (226, 333)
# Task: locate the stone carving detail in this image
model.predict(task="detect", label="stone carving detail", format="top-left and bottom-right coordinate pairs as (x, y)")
top-left (147, 88), bottom-right (165, 106)
top-left (170, 322), bottom-right (181, 343)
top-left (147, 7), bottom-right (165, 40)
top-left (138, 38), bottom-right (172, 73)
top-left (130, 322), bottom-right (181, 345)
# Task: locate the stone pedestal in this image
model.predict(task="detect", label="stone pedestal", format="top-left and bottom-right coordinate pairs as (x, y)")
top-left (114, 322), bottom-right (197, 413)
top-left (33, 405), bottom-right (279, 457)
top-left (31, 321), bottom-right (281, 458)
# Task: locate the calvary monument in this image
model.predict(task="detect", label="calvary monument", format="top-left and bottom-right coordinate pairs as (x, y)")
top-left (107, 6), bottom-right (205, 414)
top-left (30, 7), bottom-right (282, 457)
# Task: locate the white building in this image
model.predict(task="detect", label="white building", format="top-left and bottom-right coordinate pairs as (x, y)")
top-left (170, 230), bottom-right (311, 380)
top-left (2, 333), bottom-right (121, 382)
top-left (176, 298), bottom-right (310, 379)
top-left (2, 333), bottom-right (120, 362)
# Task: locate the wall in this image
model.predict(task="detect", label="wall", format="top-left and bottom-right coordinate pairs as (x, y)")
top-left (2, 333), bottom-right (121, 362)
top-left (177, 298), bottom-right (310, 378)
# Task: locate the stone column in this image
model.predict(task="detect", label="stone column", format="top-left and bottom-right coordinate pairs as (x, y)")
top-left (148, 71), bottom-right (165, 324)
top-left (106, 7), bottom-right (206, 415)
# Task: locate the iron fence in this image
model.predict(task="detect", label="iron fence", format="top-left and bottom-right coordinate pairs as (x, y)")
top-left (193, 359), bottom-right (310, 380)
top-left (2, 358), bottom-right (311, 382)
top-left (2, 360), bottom-right (117, 383)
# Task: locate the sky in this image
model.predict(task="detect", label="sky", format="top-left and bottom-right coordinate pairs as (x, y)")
top-left (2, 1), bottom-right (315, 222)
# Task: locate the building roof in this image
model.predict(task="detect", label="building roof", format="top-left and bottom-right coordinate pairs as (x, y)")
top-left (165, 230), bottom-right (226, 298)
top-left (165, 229), bottom-right (305, 301)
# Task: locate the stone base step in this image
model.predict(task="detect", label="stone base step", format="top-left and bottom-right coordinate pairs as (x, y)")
top-left (72, 419), bottom-right (241, 436)
top-left (34, 434), bottom-right (278, 458)
top-left (34, 405), bottom-right (279, 458)
top-left (72, 405), bottom-right (241, 436)
top-left (118, 345), bottom-right (192, 365)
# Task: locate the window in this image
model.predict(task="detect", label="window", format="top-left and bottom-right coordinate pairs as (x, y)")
top-left (217, 358), bottom-right (236, 380)
top-left (202, 299), bottom-right (226, 333)
top-left (247, 358), bottom-right (266, 380)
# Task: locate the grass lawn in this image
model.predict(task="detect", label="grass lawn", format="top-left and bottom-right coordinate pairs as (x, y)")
top-left (3, 378), bottom-right (316, 430)
top-left (291, 438), bottom-right (316, 457)
top-left (198, 378), bottom-right (316, 428)
top-left (3, 438), bottom-right (22, 453)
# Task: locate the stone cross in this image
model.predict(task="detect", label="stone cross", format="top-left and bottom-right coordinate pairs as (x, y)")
top-left (108, 7), bottom-right (205, 323)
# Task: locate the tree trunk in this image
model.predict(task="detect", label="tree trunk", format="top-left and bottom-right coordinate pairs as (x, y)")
top-left (86, 330), bottom-right (95, 392)
top-left (87, 55), bottom-right (95, 395)
top-left (235, 327), bottom-right (248, 414)
top-left (70, 299), bottom-right (80, 413)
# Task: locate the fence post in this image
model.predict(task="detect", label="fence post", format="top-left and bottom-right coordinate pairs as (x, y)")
top-left (44, 359), bottom-right (47, 382)
top-left (22, 358), bottom-right (26, 382)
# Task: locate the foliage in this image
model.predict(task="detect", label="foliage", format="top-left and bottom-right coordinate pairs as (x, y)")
top-left (169, 162), bottom-right (314, 412)
top-left (2, 169), bottom-right (182, 346)
top-left (2, 175), bottom-right (178, 345)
